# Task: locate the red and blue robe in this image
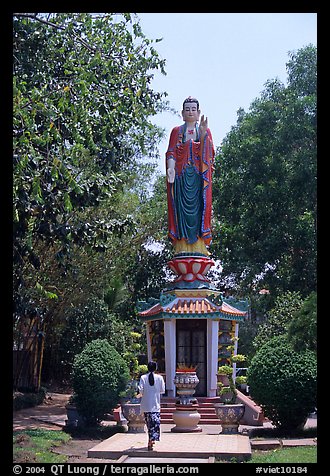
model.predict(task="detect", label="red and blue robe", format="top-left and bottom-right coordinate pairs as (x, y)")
top-left (166, 125), bottom-right (215, 247)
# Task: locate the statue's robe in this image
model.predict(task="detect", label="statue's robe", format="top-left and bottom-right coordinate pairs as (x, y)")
top-left (166, 125), bottom-right (214, 247)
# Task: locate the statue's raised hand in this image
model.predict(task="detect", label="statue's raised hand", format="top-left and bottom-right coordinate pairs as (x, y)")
top-left (199, 115), bottom-right (208, 139)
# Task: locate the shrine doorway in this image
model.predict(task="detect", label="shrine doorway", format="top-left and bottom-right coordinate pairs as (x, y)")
top-left (176, 319), bottom-right (207, 396)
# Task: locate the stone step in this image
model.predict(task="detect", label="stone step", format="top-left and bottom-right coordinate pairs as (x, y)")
top-left (160, 394), bottom-right (265, 427)
top-left (161, 417), bottom-right (220, 425)
top-left (161, 402), bottom-right (217, 408)
top-left (88, 432), bottom-right (252, 461)
top-left (160, 411), bottom-right (217, 417)
top-left (161, 407), bottom-right (219, 424)
top-left (161, 412), bottom-right (218, 419)
top-left (161, 412), bottom-right (218, 421)
top-left (161, 397), bottom-right (221, 403)
top-left (161, 405), bottom-right (217, 412)
top-left (160, 397), bottom-right (222, 424)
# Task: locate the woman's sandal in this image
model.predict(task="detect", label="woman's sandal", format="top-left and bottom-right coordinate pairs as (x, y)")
top-left (148, 442), bottom-right (154, 451)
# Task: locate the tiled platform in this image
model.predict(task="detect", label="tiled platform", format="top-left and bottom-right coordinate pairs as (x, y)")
top-left (88, 426), bottom-right (251, 462)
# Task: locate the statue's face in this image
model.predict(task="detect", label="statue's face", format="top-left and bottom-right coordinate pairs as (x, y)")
top-left (182, 102), bottom-right (200, 123)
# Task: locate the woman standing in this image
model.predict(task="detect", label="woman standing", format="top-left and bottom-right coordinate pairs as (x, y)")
top-left (137, 361), bottom-right (165, 451)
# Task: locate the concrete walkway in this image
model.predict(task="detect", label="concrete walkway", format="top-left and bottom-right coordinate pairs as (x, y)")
top-left (88, 426), bottom-right (251, 462)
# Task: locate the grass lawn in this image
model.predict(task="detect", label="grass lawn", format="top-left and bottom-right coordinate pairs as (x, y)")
top-left (248, 446), bottom-right (317, 463)
top-left (13, 429), bottom-right (71, 463)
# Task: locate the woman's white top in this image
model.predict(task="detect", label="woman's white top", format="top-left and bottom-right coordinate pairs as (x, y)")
top-left (138, 373), bottom-right (165, 413)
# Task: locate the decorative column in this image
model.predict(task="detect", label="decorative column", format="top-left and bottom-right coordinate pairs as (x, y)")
top-left (146, 324), bottom-right (152, 363)
top-left (164, 319), bottom-right (176, 397)
top-left (207, 319), bottom-right (219, 397)
top-left (233, 322), bottom-right (239, 382)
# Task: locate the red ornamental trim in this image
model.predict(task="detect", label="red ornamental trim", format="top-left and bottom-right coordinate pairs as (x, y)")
top-left (175, 370), bottom-right (196, 373)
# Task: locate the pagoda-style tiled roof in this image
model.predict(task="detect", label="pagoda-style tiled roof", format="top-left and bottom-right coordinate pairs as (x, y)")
top-left (139, 303), bottom-right (163, 318)
top-left (164, 297), bottom-right (220, 315)
top-left (221, 301), bottom-right (247, 317)
top-left (138, 295), bottom-right (247, 321)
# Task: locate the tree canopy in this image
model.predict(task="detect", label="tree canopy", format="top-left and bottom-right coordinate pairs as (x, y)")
top-left (212, 44), bottom-right (316, 298)
top-left (13, 12), bottom-right (168, 318)
top-left (13, 12), bottom-right (170, 388)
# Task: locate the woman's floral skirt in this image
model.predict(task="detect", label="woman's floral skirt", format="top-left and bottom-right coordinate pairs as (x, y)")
top-left (144, 412), bottom-right (161, 441)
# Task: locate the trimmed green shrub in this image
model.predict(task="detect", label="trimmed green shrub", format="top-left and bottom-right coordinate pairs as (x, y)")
top-left (248, 336), bottom-right (317, 431)
top-left (72, 339), bottom-right (130, 425)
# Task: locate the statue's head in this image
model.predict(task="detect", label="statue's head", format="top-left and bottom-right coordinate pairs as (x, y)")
top-left (182, 96), bottom-right (199, 110)
top-left (182, 96), bottom-right (200, 123)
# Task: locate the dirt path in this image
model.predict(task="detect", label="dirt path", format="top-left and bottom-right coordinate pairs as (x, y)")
top-left (14, 393), bottom-right (71, 431)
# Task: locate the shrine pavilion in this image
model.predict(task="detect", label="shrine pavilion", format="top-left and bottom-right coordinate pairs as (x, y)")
top-left (137, 265), bottom-right (248, 397)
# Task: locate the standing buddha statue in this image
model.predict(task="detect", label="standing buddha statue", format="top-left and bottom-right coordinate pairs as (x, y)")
top-left (166, 96), bottom-right (215, 257)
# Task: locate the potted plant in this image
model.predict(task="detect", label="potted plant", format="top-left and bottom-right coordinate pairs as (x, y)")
top-left (65, 394), bottom-right (86, 428)
top-left (176, 363), bottom-right (197, 372)
top-left (120, 365), bottom-right (147, 433)
top-left (214, 352), bottom-right (246, 434)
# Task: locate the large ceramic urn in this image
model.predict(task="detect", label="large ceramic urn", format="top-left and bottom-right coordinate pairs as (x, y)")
top-left (173, 370), bottom-right (199, 404)
top-left (121, 403), bottom-right (145, 433)
top-left (65, 403), bottom-right (86, 428)
top-left (171, 370), bottom-right (202, 433)
top-left (171, 403), bottom-right (202, 433)
top-left (213, 403), bottom-right (245, 434)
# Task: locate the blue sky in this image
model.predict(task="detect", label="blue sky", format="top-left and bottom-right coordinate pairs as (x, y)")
top-left (136, 13), bottom-right (317, 174)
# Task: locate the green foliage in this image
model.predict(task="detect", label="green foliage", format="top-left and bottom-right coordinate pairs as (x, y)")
top-left (234, 376), bottom-right (247, 386)
top-left (231, 353), bottom-right (246, 363)
top-left (122, 331), bottom-right (142, 378)
top-left (13, 12), bottom-right (170, 388)
top-left (253, 290), bottom-right (303, 350)
top-left (212, 45), bottom-right (316, 296)
top-left (217, 352), bottom-right (247, 403)
top-left (233, 318), bottom-right (259, 361)
top-left (248, 336), bottom-right (317, 430)
top-left (57, 297), bottom-right (131, 379)
top-left (217, 365), bottom-right (233, 376)
top-left (13, 11), bottom-right (168, 324)
top-left (138, 364), bottom-right (148, 376)
top-left (288, 291), bottom-right (317, 353)
top-left (72, 339), bottom-right (130, 425)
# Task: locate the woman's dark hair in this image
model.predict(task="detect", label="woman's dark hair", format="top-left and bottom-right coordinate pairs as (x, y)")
top-left (148, 361), bottom-right (157, 386)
